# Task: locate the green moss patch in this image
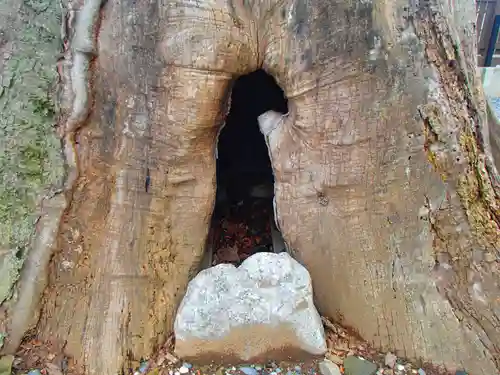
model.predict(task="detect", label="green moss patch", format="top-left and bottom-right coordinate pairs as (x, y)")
top-left (0, 0), bottom-right (65, 303)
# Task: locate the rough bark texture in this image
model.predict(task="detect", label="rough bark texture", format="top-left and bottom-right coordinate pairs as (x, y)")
top-left (1, 0), bottom-right (499, 374)
top-left (0, 0), bottom-right (66, 343)
top-left (0, 0), bottom-right (65, 304)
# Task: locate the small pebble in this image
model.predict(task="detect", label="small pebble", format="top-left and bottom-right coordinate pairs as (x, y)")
top-left (179, 366), bottom-right (190, 374)
top-left (240, 366), bottom-right (258, 375)
top-left (276, 368), bottom-right (281, 373)
top-left (395, 364), bottom-right (405, 371)
top-left (318, 360), bottom-right (342, 375)
top-left (139, 361), bottom-right (149, 373)
top-left (183, 363), bottom-right (193, 369)
top-left (417, 370), bottom-right (426, 375)
top-left (384, 353), bottom-right (397, 369)
top-left (61, 356), bottom-right (69, 373)
top-left (344, 356), bottom-right (378, 375)
top-left (0, 356), bottom-right (14, 374)
top-left (175, 371), bottom-right (180, 375)
top-left (28, 371), bottom-right (42, 375)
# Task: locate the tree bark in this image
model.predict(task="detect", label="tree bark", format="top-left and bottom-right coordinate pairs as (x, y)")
top-left (1, 0), bottom-right (499, 374)
top-left (0, 0), bottom-right (66, 351)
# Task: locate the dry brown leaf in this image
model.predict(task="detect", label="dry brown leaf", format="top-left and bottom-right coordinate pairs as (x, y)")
top-left (321, 316), bottom-right (339, 333)
top-left (45, 362), bottom-right (63, 375)
top-left (165, 352), bottom-right (179, 364)
top-left (216, 246), bottom-right (240, 263)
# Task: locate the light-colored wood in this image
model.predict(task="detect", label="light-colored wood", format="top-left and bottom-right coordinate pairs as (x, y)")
top-left (1, 0), bottom-right (499, 374)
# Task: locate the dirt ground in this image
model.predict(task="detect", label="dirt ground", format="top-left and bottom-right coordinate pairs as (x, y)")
top-left (10, 317), bottom-right (453, 375)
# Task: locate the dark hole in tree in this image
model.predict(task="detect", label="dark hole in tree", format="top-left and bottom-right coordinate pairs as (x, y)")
top-left (203, 69), bottom-right (289, 268)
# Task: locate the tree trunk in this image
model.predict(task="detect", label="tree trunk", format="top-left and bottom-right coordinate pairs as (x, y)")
top-left (1, 0), bottom-right (499, 374)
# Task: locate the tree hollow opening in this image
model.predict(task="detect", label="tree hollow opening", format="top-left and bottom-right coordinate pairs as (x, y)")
top-left (202, 69), bottom-right (289, 268)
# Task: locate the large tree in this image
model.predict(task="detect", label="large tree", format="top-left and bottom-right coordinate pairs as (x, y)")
top-left (1, 0), bottom-right (499, 374)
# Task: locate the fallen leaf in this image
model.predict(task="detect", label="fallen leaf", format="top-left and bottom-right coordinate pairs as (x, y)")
top-left (156, 355), bottom-right (166, 366)
top-left (165, 352), bottom-right (179, 364)
top-left (216, 246), bottom-right (240, 263)
top-left (321, 317), bottom-right (339, 333)
top-left (45, 362), bottom-right (63, 375)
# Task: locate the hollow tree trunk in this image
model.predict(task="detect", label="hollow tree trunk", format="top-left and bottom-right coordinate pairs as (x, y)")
top-left (1, 0), bottom-right (499, 374)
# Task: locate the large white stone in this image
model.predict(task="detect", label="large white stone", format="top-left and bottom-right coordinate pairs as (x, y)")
top-left (174, 252), bottom-right (326, 362)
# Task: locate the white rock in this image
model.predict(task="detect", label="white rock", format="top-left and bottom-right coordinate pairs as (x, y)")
top-left (385, 352), bottom-right (397, 368)
top-left (319, 360), bottom-right (342, 375)
top-left (179, 367), bottom-right (189, 374)
top-left (174, 252), bottom-right (326, 361)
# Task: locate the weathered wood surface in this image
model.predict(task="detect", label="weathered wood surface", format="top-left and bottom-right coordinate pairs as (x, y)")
top-left (1, 0), bottom-right (499, 374)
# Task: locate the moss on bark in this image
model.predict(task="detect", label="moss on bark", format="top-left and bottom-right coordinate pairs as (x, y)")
top-left (0, 0), bottom-right (64, 304)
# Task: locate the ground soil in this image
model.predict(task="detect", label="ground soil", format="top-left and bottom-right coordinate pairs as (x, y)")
top-left (11, 318), bottom-right (454, 375)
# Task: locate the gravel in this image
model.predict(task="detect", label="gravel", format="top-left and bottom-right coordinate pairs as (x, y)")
top-left (8, 317), bottom-right (471, 375)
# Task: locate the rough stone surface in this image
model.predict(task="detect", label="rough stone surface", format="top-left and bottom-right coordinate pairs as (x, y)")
top-left (343, 356), bottom-right (378, 375)
top-left (174, 252), bottom-right (326, 362)
top-left (318, 360), bottom-right (342, 375)
top-left (384, 352), bottom-right (397, 369)
top-left (0, 355), bottom-right (13, 375)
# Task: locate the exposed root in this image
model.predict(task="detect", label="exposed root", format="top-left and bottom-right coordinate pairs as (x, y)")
top-left (1, 195), bottom-right (68, 354)
top-left (72, 0), bottom-right (103, 54)
top-left (62, 0), bottom-right (102, 189)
